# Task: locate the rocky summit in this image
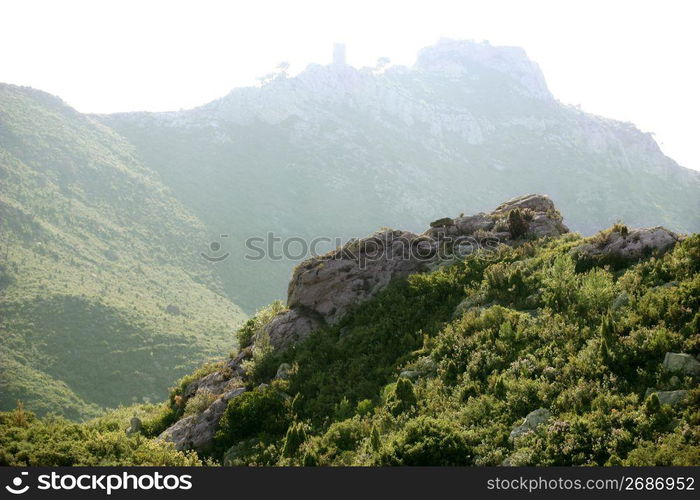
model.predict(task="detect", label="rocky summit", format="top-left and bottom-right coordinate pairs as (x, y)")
top-left (272, 194), bottom-right (568, 349)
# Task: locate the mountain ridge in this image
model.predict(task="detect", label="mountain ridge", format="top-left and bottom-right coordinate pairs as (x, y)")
top-left (0, 83), bottom-right (246, 419)
top-left (97, 39), bottom-right (700, 312)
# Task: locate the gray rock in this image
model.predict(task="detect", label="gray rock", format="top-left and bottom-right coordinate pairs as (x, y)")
top-left (509, 408), bottom-right (551, 440)
top-left (159, 387), bottom-right (246, 451)
top-left (453, 213), bottom-right (495, 235)
top-left (286, 229), bottom-right (434, 326)
top-left (262, 309), bottom-right (322, 350)
top-left (399, 370), bottom-right (420, 380)
top-left (663, 352), bottom-right (700, 377)
top-left (645, 389), bottom-right (689, 406)
top-left (275, 363), bottom-right (291, 380)
top-left (492, 194), bottom-right (558, 215)
top-left (574, 226), bottom-right (680, 264)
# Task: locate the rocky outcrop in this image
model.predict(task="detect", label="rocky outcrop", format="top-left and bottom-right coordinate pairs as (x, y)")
top-left (264, 194), bottom-right (567, 349)
top-left (262, 308), bottom-right (322, 350)
top-left (573, 226), bottom-right (680, 267)
top-left (663, 353), bottom-right (700, 377)
top-left (159, 349), bottom-right (251, 451)
top-left (509, 408), bottom-right (551, 440)
top-left (644, 389), bottom-right (689, 406)
top-left (160, 387), bottom-right (246, 451)
top-left (159, 194), bottom-right (568, 450)
top-left (414, 39), bottom-right (552, 100)
top-left (287, 229), bottom-right (435, 324)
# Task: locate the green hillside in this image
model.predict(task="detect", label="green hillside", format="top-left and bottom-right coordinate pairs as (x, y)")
top-left (2, 227), bottom-right (698, 466)
top-left (0, 84), bottom-right (246, 419)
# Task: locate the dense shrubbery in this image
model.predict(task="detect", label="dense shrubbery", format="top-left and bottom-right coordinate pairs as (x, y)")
top-left (215, 385), bottom-right (291, 451)
top-left (4, 232), bottom-right (699, 466)
top-left (0, 404), bottom-right (201, 466)
top-left (227, 232), bottom-right (699, 466)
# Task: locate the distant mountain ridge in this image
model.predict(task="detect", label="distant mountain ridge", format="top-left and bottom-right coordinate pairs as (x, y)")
top-left (99, 39), bottom-right (700, 311)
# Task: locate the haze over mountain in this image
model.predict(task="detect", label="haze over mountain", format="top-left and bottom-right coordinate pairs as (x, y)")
top-left (1, 39), bottom-right (698, 419)
top-left (0, 84), bottom-right (245, 418)
top-left (100, 39), bottom-right (700, 312)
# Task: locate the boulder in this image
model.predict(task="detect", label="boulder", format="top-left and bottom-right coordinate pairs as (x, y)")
top-left (453, 213), bottom-right (494, 235)
top-left (509, 408), bottom-right (551, 440)
top-left (398, 370), bottom-right (420, 381)
top-left (286, 229), bottom-right (435, 326)
top-left (644, 389), bottom-right (689, 406)
top-left (663, 352), bottom-right (700, 377)
top-left (574, 226), bottom-right (680, 266)
top-left (492, 193), bottom-right (557, 215)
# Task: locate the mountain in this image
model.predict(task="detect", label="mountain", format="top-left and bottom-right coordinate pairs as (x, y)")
top-left (0, 84), bottom-right (246, 419)
top-left (99, 39), bottom-right (700, 313)
top-left (2, 197), bottom-right (698, 466)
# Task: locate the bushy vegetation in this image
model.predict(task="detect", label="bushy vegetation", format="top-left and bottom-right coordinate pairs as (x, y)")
top-left (0, 403), bottom-right (201, 466)
top-left (3, 231), bottom-right (699, 466)
top-left (211, 232), bottom-right (699, 465)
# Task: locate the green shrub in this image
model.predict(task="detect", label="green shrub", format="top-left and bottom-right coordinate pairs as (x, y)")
top-left (235, 301), bottom-right (285, 349)
top-left (508, 209), bottom-right (529, 239)
top-left (380, 417), bottom-right (473, 465)
top-left (282, 422), bottom-right (307, 458)
top-left (386, 378), bottom-right (417, 416)
top-left (215, 386), bottom-right (290, 450)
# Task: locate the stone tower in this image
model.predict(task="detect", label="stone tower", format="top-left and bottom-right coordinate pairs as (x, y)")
top-left (333, 43), bottom-right (346, 65)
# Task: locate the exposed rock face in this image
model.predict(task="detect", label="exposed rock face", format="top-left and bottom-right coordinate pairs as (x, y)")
top-left (663, 353), bottom-right (700, 377)
top-left (266, 194), bottom-right (567, 349)
top-left (287, 229), bottom-right (435, 324)
top-left (510, 408), bottom-right (551, 440)
top-left (414, 39), bottom-right (552, 100)
top-left (492, 193), bottom-right (557, 215)
top-left (160, 387), bottom-right (246, 451)
top-left (262, 307), bottom-right (323, 350)
top-left (159, 349), bottom-right (251, 451)
top-left (573, 226), bottom-right (680, 266)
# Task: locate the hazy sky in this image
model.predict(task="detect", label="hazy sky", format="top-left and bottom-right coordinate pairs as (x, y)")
top-left (2, 0), bottom-right (698, 170)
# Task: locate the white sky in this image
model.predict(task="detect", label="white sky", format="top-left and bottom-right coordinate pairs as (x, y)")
top-left (1, 0), bottom-right (698, 170)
